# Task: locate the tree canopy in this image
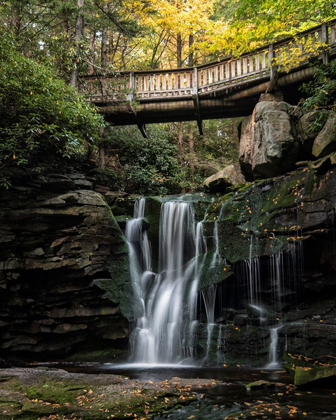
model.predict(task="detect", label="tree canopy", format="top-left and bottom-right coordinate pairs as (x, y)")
top-left (0, 0), bottom-right (335, 191)
top-left (1, 0), bottom-right (334, 75)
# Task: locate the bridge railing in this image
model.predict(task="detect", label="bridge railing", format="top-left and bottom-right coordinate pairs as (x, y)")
top-left (197, 47), bottom-right (272, 94)
top-left (273, 21), bottom-right (336, 70)
top-left (83, 74), bottom-right (131, 103)
top-left (81, 19), bottom-right (336, 103)
top-left (136, 69), bottom-right (194, 98)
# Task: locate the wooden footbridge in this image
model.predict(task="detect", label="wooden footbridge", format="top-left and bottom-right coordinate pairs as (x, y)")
top-left (82, 20), bottom-right (336, 136)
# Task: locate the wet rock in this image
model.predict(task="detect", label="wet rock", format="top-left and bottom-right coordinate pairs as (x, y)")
top-left (298, 110), bottom-right (328, 154)
top-left (0, 170), bottom-right (130, 359)
top-left (53, 323), bottom-right (88, 334)
top-left (239, 115), bottom-right (253, 179)
top-left (233, 314), bottom-right (249, 326)
top-left (204, 165), bottom-right (245, 193)
top-left (246, 380), bottom-right (276, 389)
top-left (294, 365), bottom-right (336, 386)
top-left (312, 115), bottom-right (336, 158)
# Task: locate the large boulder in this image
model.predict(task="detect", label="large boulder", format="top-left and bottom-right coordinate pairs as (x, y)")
top-left (298, 110), bottom-right (328, 155)
top-left (203, 164), bottom-right (245, 192)
top-left (239, 101), bottom-right (300, 179)
top-left (312, 115), bottom-right (336, 158)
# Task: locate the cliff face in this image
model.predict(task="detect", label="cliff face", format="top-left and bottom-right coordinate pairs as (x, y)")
top-left (0, 168), bottom-right (130, 362)
top-left (197, 165), bottom-right (336, 365)
top-left (196, 97), bottom-right (336, 365)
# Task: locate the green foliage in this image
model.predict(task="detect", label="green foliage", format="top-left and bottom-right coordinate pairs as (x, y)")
top-left (302, 61), bottom-right (336, 112)
top-left (212, 0), bottom-right (335, 56)
top-left (193, 119), bottom-right (240, 166)
top-left (0, 33), bottom-right (104, 179)
top-left (98, 125), bottom-right (182, 195)
top-left (300, 61), bottom-right (336, 133)
top-left (95, 119), bottom-right (240, 195)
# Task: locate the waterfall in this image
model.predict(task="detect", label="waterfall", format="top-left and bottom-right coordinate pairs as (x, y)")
top-left (244, 235), bottom-right (261, 305)
top-left (126, 199), bottom-right (207, 364)
top-left (266, 325), bottom-right (283, 369)
top-left (269, 240), bottom-right (304, 314)
top-left (270, 251), bottom-right (284, 307)
top-left (217, 324), bottom-right (225, 364)
top-left (125, 198), bottom-right (152, 321)
top-left (202, 284), bottom-right (217, 362)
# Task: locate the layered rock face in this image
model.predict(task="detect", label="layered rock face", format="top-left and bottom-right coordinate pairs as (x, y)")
top-left (196, 165), bottom-right (336, 365)
top-left (0, 169), bottom-right (130, 361)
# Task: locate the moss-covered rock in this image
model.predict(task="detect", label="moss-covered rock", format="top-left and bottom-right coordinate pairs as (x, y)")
top-left (294, 365), bottom-right (336, 386)
top-left (246, 380), bottom-right (276, 389)
top-left (0, 368), bottom-right (217, 419)
top-left (201, 166), bottom-right (336, 263)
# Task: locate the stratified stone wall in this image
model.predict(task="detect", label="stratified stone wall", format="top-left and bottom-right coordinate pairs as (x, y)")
top-left (0, 169), bottom-right (130, 361)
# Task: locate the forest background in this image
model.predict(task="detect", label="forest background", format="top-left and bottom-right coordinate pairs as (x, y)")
top-left (0, 0), bottom-right (335, 193)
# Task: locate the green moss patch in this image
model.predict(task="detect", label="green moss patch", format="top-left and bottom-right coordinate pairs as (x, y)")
top-left (294, 365), bottom-right (336, 386)
top-left (27, 381), bottom-right (85, 404)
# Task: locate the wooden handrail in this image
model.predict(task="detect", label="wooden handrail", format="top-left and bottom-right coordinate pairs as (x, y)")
top-left (81, 20), bottom-right (336, 102)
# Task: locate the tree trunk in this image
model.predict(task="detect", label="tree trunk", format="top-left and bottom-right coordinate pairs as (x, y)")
top-left (101, 3), bottom-right (108, 72)
top-left (101, 30), bottom-right (108, 72)
top-left (188, 34), bottom-right (194, 67)
top-left (99, 127), bottom-right (106, 168)
top-left (176, 34), bottom-right (184, 169)
top-left (88, 30), bottom-right (96, 75)
top-left (177, 33), bottom-right (182, 67)
top-left (99, 143), bottom-right (106, 168)
top-left (178, 122), bottom-right (184, 168)
top-left (11, 2), bottom-right (22, 39)
top-left (188, 124), bottom-right (195, 178)
top-left (70, 0), bottom-right (85, 88)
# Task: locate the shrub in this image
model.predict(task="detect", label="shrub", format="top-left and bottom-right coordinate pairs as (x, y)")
top-left (0, 33), bottom-right (104, 186)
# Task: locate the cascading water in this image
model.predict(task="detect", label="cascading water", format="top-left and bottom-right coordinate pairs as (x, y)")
top-left (125, 195), bottom-right (304, 368)
top-left (126, 199), bottom-right (207, 364)
top-left (270, 251), bottom-right (284, 308)
top-left (245, 235), bottom-right (261, 306)
top-left (266, 325), bottom-right (283, 369)
top-left (217, 324), bottom-right (225, 364)
top-left (202, 284), bottom-right (217, 362)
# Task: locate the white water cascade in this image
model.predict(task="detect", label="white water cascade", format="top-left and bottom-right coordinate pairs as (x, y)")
top-left (126, 199), bottom-right (208, 364)
top-left (266, 325), bottom-right (283, 369)
top-left (202, 284), bottom-right (217, 362)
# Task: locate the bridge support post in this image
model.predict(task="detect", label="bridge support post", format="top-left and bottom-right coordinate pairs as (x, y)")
top-left (129, 72), bottom-right (135, 89)
top-left (321, 23), bottom-right (330, 65)
top-left (192, 67), bottom-right (203, 135)
top-left (266, 44), bottom-right (279, 93)
top-left (269, 44), bottom-right (278, 79)
top-left (126, 92), bottom-right (147, 138)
